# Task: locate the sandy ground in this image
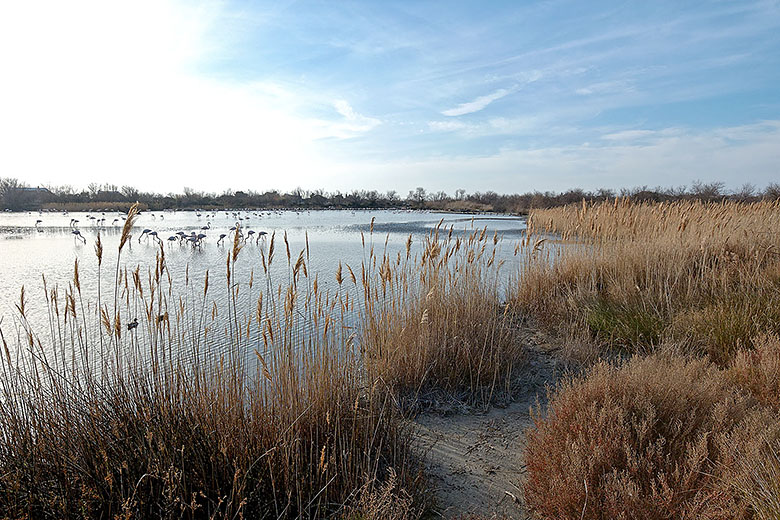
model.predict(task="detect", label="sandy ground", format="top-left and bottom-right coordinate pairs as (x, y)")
top-left (413, 334), bottom-right (563, 518)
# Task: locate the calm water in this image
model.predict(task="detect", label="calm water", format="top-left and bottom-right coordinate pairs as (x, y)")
top-left (0, 209), bottom-right (527, 359)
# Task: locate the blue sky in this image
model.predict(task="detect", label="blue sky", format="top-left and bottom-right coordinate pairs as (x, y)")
top-left (1, 0), bottom-right (778, 194)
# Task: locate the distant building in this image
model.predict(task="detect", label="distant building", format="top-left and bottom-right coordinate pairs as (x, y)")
top-left (96, 190), bottom-right (125, 202)
top-left (14, 186), bottom-right (53, 195)
top-left (3, 186), bottom-right (54, 209)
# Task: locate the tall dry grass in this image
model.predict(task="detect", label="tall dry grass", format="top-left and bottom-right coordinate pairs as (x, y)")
top-left (514, 199), bottom-right (780, 364)
top-left (357, 221), bottom-right (522, 407)
top-left (0, 206), bottom-right (426, 519)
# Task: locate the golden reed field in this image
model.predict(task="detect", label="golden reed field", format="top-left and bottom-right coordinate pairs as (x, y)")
top-left (0, 205), bottom-right (516, 519)
top-left (518, 199), bottom-right (780, 519)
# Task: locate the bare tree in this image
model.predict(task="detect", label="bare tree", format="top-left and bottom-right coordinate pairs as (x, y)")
top-left (87, 182), bottom-right (101, 199)
top-left (121, 185), bottom-right (140, 200)
top-left (733, 183), bottom-right (756, 200)
top-left (764, 182), bottom-right (780, 201)
top-left (407, 187), bottom-right (427, 206)
top-left (0, 178), bottom-right (25, 210)
top-left (690, 180), bottom-right (725, 200)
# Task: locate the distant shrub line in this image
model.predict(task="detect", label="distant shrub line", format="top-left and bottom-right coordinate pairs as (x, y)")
top-left (3, 177), bottom-right (779, 212)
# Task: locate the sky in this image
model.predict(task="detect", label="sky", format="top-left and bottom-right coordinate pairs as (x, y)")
top-left (0, 0), bottom-right (779, 196)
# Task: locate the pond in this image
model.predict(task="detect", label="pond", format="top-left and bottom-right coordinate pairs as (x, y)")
top-left (0, 209), bottom-right (527, 365)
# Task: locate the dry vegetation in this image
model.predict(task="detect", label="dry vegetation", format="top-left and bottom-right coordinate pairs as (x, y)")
top-left (524, 353), bottom-right (754, 519)
top-left (0, 207), bottom-right (520, 518)
top-left (518, 199), bottom-right (780, 519)
top-left (515, 199), bottom-right (780, 364)
top-left (360, 223), bottom-right (521, 407)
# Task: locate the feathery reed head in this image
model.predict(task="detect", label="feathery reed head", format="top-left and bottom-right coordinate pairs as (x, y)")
top-left (94, 232), bottom-right (103, 266)
top-left (119, 203), bottom-right (139, 253)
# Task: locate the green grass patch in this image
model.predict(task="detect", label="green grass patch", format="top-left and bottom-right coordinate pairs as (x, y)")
top-left (585, 298), bottom-right (664, 351)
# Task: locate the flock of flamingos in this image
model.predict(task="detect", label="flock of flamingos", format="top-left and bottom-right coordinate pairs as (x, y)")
top-left (32, 210), bottom-right (275, 248)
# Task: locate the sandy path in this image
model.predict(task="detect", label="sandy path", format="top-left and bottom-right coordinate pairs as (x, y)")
top-left (413, 336), bottom-right (563, 518)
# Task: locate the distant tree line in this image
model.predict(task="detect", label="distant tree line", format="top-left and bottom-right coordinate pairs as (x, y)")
top-left (2, 178), bottom-right (779, 213)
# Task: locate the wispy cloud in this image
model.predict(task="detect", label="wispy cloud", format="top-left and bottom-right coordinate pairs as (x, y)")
top-left (326, 100), bottom-right (381, 138)
top-left (601, 129), bottom-right (665, 141)
top-left (428, 120), bottom-right (468, 132)
top-left (326, 120), bottom-right (780, 194)
top-left (576, 80), bottom-right (634, 96)
top-left (441, 88), bottom-right (511, 116)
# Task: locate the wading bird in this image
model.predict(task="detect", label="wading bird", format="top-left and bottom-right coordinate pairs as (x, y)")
top-left (72, 230), bottom-right (86, 244)
top-left (127, 318), bottom-right (138, 330)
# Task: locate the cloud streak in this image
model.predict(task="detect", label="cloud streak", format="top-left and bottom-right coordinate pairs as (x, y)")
top-left (331, 100), bottom-right (381, 136)
top-left (441, 88), bottom-right (511, 116)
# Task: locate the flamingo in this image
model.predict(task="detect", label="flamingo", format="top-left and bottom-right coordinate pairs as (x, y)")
top-left (217, 233), bottom-right (227, 245)
top-left (186, 235), bottom-right (201, 248)
top-left (201, 222), bottom-right (211, 230)
top-left (138, 229), bottom-right (152, 243)
top-left (127, 318), bottom-right (139, 330)
top-left (34, 219), bottom-right (42, 228)
top-left (72, 230), bottom-right (86, 244)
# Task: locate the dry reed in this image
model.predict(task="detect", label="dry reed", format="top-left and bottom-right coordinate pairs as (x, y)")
top-left (357, 222), bottom-right (522, 408)
top-left (0, 209), bottom-right (428, 518)
top-left (514, 199), bottom-right (780, 364)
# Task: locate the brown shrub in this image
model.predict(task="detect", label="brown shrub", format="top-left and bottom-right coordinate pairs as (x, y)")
top-left (343, 469), bottom-right (419, 520)
top-left (728, 334), bottom-right (780, 411)
top-left (523, 352), bottom-right (752, 520)
top-left (717, 409), bottom-right (780, 520)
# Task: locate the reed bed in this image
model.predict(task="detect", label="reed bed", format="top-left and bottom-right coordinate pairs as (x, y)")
top-left (0, 205), bottom-right (426, 519)
top-left (514, 199), bottom-right (780, 364)
top-left (0, 208), bottom-right (523, 518)
top-left (357, 221), bottom-right (522, 407)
